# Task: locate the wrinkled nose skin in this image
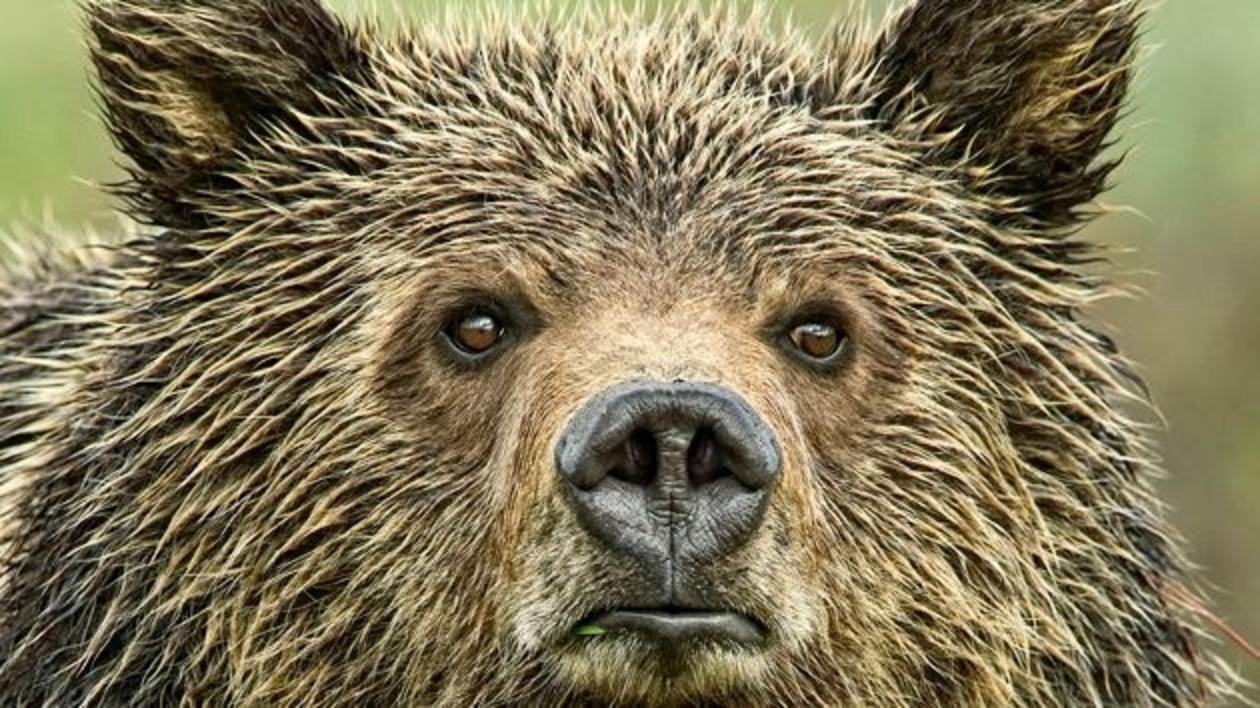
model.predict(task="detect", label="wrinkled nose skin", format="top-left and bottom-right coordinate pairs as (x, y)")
top-left (555, 381), bottom-right (782, 597)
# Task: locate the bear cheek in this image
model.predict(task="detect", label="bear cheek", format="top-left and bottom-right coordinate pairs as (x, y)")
top-left (492, 379), bottom-right (633, 648)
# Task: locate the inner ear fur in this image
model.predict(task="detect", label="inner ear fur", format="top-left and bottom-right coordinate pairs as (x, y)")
top-left (867, 0), bottom-right (1142, 227)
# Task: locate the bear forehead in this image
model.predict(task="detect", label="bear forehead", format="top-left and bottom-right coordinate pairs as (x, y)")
top-left (384, 12), bottom-right (840, 120)
top-left (356, 16), bottom-right (910, 235)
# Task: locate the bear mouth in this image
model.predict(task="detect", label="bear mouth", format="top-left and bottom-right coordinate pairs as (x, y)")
top-left (572, 607), bottom-right (767, 646)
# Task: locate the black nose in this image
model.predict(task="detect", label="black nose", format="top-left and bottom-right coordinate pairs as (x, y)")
top-left (555, 381), bottom-right (782, 573)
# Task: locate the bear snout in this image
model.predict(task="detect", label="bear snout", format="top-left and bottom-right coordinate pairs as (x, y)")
top-left (554, 380), bottom-right (782, 603)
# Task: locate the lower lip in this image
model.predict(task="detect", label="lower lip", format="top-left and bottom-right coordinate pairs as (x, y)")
top-left (578, 609), bottom-right (766, 645)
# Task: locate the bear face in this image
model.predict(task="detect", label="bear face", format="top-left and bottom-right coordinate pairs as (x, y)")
top-left (0, 0), bottom-right (1231, 705)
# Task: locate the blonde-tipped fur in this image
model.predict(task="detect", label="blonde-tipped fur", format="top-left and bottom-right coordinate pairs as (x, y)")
top-left (0, 0), bottom-right (1239, 705)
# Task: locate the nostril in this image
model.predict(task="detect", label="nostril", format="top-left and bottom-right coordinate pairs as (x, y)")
top-left (611, 428), bottom-right (657, 485)
top-left (557, 382), bottom-right (782, 565)
top-left (686, 427), bottom-right (726, 487)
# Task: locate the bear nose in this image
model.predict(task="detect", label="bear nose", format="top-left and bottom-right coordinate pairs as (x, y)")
top-left (555, 381), bottom-right (781, 570)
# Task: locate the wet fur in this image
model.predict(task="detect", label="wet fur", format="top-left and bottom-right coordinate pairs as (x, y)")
top-left (0, 0), bottom-right (1240, 705)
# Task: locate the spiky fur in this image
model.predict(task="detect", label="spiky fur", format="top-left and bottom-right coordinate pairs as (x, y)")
top-left (0, 0), bottom-right (1241, 705)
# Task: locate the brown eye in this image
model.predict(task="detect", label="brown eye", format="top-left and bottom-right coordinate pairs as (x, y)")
top-left (788, 321), bottom-right (845, 361)
top-left (450, 311), bottom-right (504, 354)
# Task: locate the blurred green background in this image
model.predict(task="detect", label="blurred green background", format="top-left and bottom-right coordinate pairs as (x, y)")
top-left (1, 0), bottom-right (1256, 693)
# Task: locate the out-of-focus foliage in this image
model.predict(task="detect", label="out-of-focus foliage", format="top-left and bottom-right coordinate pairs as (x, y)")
top-left (1, 0), bottom-right (1256, 691)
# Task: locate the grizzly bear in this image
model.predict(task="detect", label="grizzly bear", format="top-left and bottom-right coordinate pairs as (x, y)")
top-left (0, 0), bottom-right (1240, 704)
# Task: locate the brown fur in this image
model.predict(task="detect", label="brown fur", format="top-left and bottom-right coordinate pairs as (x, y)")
top-left (0, 0), bottom-right (1242, 705)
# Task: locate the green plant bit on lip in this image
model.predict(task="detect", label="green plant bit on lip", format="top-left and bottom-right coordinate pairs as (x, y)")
top-left (575, 624), bottom-right (607, 637)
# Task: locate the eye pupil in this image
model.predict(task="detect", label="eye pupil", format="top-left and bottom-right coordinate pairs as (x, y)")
top-left (790, 322), bottom-right (842, 360)
top-left (453, 312), bottom-right (503, 354)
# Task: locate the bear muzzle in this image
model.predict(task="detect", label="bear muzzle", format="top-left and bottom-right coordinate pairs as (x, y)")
top-left (554, 380), bottom-right (781, 646)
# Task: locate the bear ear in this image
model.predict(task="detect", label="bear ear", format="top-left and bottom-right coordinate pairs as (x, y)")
top-left (87, 0), bottom-right (367, 217)
top-left (865, 0), bottom-right (1142, 227)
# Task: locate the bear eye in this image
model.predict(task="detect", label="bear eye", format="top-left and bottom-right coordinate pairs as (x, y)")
top-left (447, 310), bottom-right (505, 355)
top-left (787, 320), bottom-right (846, 362)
